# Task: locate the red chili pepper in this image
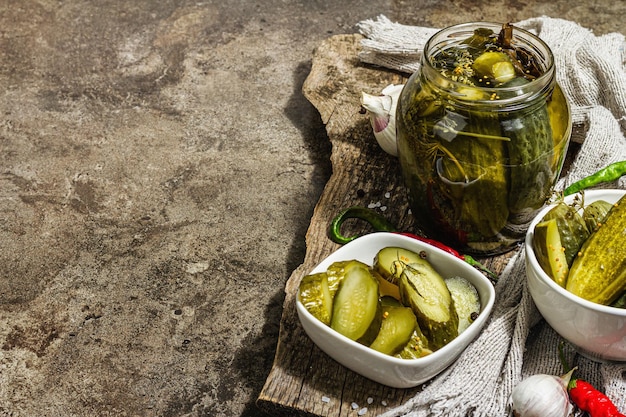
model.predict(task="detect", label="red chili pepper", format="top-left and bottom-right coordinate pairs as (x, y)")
top-left (395, 232), bottom-right (460, 257)
top-left (569, 379), bottom-right (625, 417)
top-left (559, 342), bottom-right (626, 417)
top-left (396, 232), bottom-right (498, 281)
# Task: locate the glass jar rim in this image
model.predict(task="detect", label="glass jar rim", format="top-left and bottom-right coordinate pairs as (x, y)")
top-left (421, 21), bottom-right (555, 108)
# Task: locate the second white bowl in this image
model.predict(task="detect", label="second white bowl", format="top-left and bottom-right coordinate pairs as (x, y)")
top-left (525, 189), bottom-right (626, 362)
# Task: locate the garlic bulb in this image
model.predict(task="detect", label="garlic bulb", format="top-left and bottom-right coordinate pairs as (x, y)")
top-left (360, 84), bottom-right (404, 157)
top-left (510, 371), bottom-right (574, 417)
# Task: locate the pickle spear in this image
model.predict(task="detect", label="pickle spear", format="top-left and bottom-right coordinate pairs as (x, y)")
top-left (532, 219), bottom-right (569, 287)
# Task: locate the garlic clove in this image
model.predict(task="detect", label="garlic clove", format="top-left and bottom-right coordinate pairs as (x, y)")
top-left (510, 371), bottom-right (575, 417)
top-left (381, 83), bottom-right (404, 97)
top-left (360, 84), bottom-right (404, 157)
top-left (361, 92), bottom-right (393, 132)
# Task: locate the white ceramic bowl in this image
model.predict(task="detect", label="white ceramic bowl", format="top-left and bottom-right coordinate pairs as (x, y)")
top-left (296, 232), bottom-right (496, 388)
top-left (525, 189), bottom-right (626, 362)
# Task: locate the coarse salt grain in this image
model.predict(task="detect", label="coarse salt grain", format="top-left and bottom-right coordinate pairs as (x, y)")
top-left (358, 407), bottom-right (368, 415)
top-left (367, 397), bottom-right (373, 404)
top-left (381, 400), bottom-right (388, 406)
top-left (321, 396), bottom-right (330, 403)
top-left (352, 402), bottom-right (359, 409)
top-left (385, 192), bottom-right (391, 198)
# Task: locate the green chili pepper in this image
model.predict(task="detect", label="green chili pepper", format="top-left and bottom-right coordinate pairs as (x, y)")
top-left (328, 206), bottom-right (397, 244)
top-left (563, 161), bottom-right (626, 196)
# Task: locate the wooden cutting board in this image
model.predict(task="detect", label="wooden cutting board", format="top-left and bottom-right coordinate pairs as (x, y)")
top-left (257, 33), bottom-right (516, 417)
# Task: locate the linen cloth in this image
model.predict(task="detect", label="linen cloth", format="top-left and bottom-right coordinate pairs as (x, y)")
top-left (356, 15), bottom-right (626, 417)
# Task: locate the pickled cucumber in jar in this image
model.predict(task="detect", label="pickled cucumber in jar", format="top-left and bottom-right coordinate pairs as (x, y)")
top-left (397, 22), bottom-right (571, 255)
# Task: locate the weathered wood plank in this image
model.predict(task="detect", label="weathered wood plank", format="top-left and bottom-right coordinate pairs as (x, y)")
top-left (257, 33), bottom-right (514, 417)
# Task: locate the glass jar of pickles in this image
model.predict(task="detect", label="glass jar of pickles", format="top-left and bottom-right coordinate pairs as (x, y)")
top-left (397, 22), bottom-right (571, 256)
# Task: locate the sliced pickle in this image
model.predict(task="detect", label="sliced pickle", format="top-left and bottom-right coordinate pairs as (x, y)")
top-left (373, 247), bottom-right (424, 285)
top-left (298, 260), bottom-right (354, 325)
top-left (298, 272), bottom-right (333, 325)
top-left (445, 276), bottom-right (481, 333)
top-left (324, 260), bottom-right (354, 297)
top-left (395, 327), bottom-right (433, 359)
top-left (399, 259), bottom-right (459, 350)
top-left (472, 51), bottom-right (515, 83)
top-left (369, 305), bottom-right (417, 356)
top-left (330, 261), bottom-right (381, 343)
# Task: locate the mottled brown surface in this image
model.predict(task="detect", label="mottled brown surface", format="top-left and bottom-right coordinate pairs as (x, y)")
top-left (0, 1), bottom-right (623, 417)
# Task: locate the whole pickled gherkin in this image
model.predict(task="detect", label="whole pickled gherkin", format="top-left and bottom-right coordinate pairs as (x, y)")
top-left (501, 78), bottom-right (555, 214)
top-left (398, 85), bottom-right (510, 244)
top-left (583, 199), bottom-right (614, 232)
top-left (434, 110), bottom-right (509, 239)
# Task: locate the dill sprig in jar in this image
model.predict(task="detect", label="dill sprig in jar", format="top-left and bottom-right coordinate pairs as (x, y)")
top-left (397, 22), bottom-right (571, 255)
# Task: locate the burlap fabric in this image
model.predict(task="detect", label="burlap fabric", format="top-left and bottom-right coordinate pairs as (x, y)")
top-left (356, 15), bottom-right (626, 417)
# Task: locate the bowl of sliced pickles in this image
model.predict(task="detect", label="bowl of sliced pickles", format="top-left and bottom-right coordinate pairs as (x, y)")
top-left (296, 232), bottom-right (496, 388)
top-left (525, 189), bottom-right (626, 362)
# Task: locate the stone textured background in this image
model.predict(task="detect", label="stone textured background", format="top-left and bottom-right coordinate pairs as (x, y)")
top-left (0, 1), bottom-right (623, 416)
